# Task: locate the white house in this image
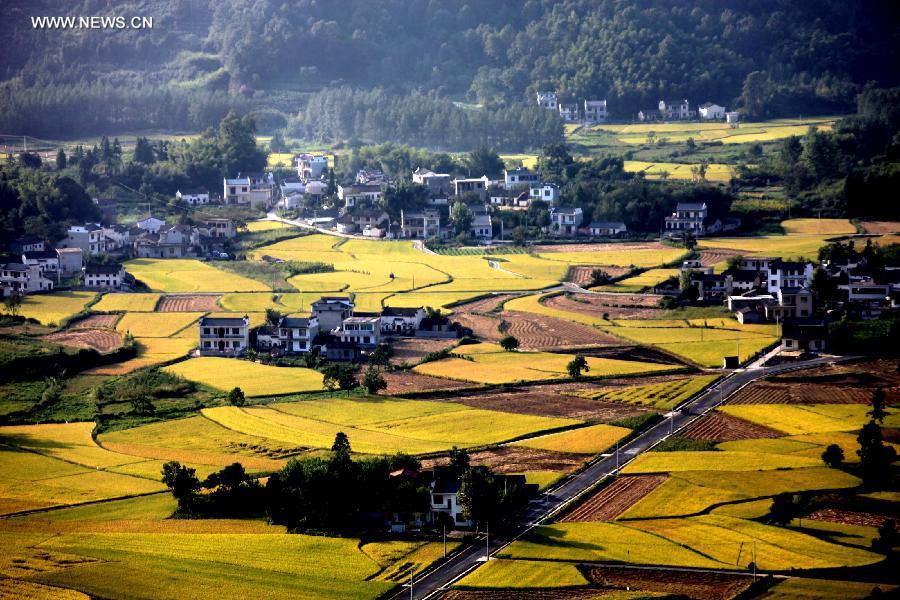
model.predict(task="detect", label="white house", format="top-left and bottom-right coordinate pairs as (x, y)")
top-left (280, 179), bottom-right (305, 198)
top-left (767, 261), bottom-right (814, 294)
top-left (275, 316), bottom-right (319, 354)
top-left (203, 218), bottom-right (235, 239)
top-left (504, 167), bottom-right (540, 190)
top-left (471, 210), bottom-right (493, 240)
top-left (400, 208), bottom-right (444, 239)
top-left (529, 183), bottom-right (559, 204)
top-left (589, 221), bottom-right (627, 237)
top-left (22, 250), bottom-right (59, 278)
top-left (558, 103), bottom-right (579, 122)
top-left (83, 264), bottom-right (124, 290)
top-left (452, 176), bottom-right (490, 200)
top-left (664, 202), bottom-right (708, 235)
top-left (412, 168), bottom-right (452, 196)
top-left (337, 183), bottom-right (383, 208)
top-left (61, 224), bottom-right (109, 256)
top-left (336, 316), bottom-right (382, 348)
top-left (381, 306), bottom-right (425, 335)
top-left (659, 99), bottom-right (691, 120)
top-left (0, 263), bottom-right (54, 295)
top-left (56, 248), bottom-right (84, 278)
top-left (549, 207), bottom-right (584, 236)
top-left (584, 99), bottom-right (608, 123)
top-left (224, 173), bottom-right (273, 206)
top-left (198, 315), bottom-right (250, 356)
top-left (136, 216), bottom-right (166, 233)
top-left (311, 296), bottom-right (355, 332)
top-left (698, 102), bottom-right (726, 120)
top-left (726, 111), bottom-right (741, 125)
top-left (176, 189), bottom-right (210, 205)
top-left (295, 154), bottom-right (328, 181)
top-left (536, 91), bottom-right (558, 110)
top-left (430, 476), bottom-right (471, 528)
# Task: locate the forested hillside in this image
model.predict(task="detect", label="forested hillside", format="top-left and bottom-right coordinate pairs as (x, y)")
top-left (1, 0), bottom-right (898, 143)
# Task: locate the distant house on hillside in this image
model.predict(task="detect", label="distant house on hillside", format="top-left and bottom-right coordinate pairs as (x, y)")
top-left (698, 102), bottom-right (726, 120)
top-left (198, 315), bottom-right (250, 356)
top-left (61, 224), bottom-right (109, 256)
top-left (136, 216), bottom-right (166, 233)
top-left (176, 189), bottom-right (210, 205)
top-left (638, 109), bottom-right (660, 122)
top-left (558, 103), bottom-right (579, 122)
top-left (589, 221), bottom-right (627, 237)
top-left (584, 99), bottom-right (608, 123)
top-left (412, 168), bottom-right (452, 196)
top-left (400, 208), bottom-right (444, 239)
top-left (659, 99), bottom-right (691, 120)
top-left (295, 154), bottom-right (328, 181)
top-left (529, 183), bottom-right (559, 204)
top-left (452, 176), bottom-right (490, 201)
top-left (664, 202), bottom-right (708, 235)
top-left (337, 183), bottom-right (383, 209)
top-left (536, 91), bottom-right (558, 110)
top-left (548, 207), bottom-right (584, 236)
top-left (504, 167), bottom-right (540, 190)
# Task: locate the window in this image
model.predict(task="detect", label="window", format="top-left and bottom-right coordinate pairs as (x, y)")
top-left (455, 513), bottom-right (465, 522)
top-left (433, 495), bottom-right (442, 504)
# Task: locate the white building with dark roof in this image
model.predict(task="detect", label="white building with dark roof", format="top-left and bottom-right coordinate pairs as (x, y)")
top-left (198, 315), bottom-right (250, 356)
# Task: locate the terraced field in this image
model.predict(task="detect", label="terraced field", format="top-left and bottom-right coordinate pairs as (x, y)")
top-left (156, 294), bottom-right (222, 312)
top-left (16, 291), bottom-right (97, 326)
top-left (44, 328), bottom-right (123, 352)
top-left (164, 357), bottom-right (324, 396)
top-left (560, 475), bottom-right (667, 522)
top-left (124, 259), bottom-right (269, 293)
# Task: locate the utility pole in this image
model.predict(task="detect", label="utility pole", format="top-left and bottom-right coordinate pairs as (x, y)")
top-left (485, 521), bottom-right (490, 560)
top-left (443, 522), bottom-right (447, 558)
top-left (615, 440), bottom-right (619, 470)
top-left (409, 567), bottom-right (413, 600)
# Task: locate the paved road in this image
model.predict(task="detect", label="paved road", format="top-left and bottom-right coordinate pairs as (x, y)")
top-left (391, 354), bottom-right (844, 600)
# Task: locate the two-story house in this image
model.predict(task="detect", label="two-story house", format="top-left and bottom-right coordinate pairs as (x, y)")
top-left (223, 173), bottom-right (274, 205)
top-left (135, 224), bottom-right (197, 258)
top-left (452, 176), bottom-right (491, 201)
top-left (311, 296), bottom-right (355, 332)
top-left (664, 202), bottom-right (708, 235)
top-left (203, 218), bottom-right (236, 239)
top-left (412, 168), bottom-right (452, 196)
top-left (266, 316), bottom-right (319, 354)
top-left (10, 235), bottom-right (46, 254)
top-left (198, 315), bottom-right (250, 356)
top-left (83, 264), bottom-right (124, 290)
top-left (767, 261), bottom-right (814, 294)
top-left (381, 307), bottom-right (425, 335)
top-left (400, 208), bottom-right (444, 239)
top-left (584, 99), bottom-right (608, 123)
top-left (659, 99), bottom-right (691, 120)
top-left (0, 263), bottom-right (54, 295)
top-left (765, 287), bottom-right (814, 320)
top-left (471, 209), bottom-right (493, 240)
top-left (56, 248), bottom-right (84, 278)
top-left (529, 183), bottom-right (559, 205)
top-left (548, 207), bottom-right (584, 236)
top-left (337, 183), bottom-right (383, 209)
top-left (536, 91), bottom-right (558, 110)
top-left (558, 103), bottom-right (579, 122)
top-left (638, 108), bottom-right (661, 122)
top-left (61, 224), bottom-right (109, 256)
top-left (698, 102), bottom-right (726, 120)
top-left (136, 215), bottom-right (166, 234)
top-left (504, 167), bottom-right (540, 190)
top-left (336, 209), bottom-right (390, 236)
top-left (22, 250), bottom-right (59, 279)
top-left (336, 316), bottom-right (382, 348)
top-left (430, 475), bottom-right (471, 528)
top-left (295, 154), bottom-right (328, 181)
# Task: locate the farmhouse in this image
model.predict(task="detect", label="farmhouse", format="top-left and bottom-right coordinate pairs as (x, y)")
top-left (136, 215), bottom-right (166, 233)
top-left (280, 179), bottom-right (305, 198)
top-left (336, 209), bottom-right (390, 236)
top-left (295, 154), bottom-right (328, 181)
top-left (56, 248), bottom-right (84, 277)
top-left (0, 262), bottom-right (54, 295)
top-left (688, 272), bottom-right (729, 301)
top-left (471, 208), bottom-right (493, 240)
top-left (312, 296), bottom-right (355, 332)
top-left (176, 189), bottom-right (210, 205)
top-left (529, 183), bottom-right (559, 204)
top-left (504, 167), bottom-right (540, 190)
top-left (9, 235), bottom-right (45, 254)
top-left (767, 260), bottom-right (814, 294)
top-left (336, 316), bottom-right (382, 348)
top-left (61, 224), bottom-right (109, 256)
top-left (638, 109), bottom-right (660, 122)
top-left (198, 315), bottom-right (250, 356)
top-left (659, 99), bottom-right (692, 120)
top-left (452, 176), bottom-right (490, 201)
top-left (698, 102), bottom-right (726, 120)
top-left (765, 287), bottom-right (814, 320)
top-left (536, 91), bottom-right (558, 110)
top-left (781, 318), bottom-right (826, 353)
top-left (412, 168), bottom-right (452, 196)
top-left (548, 207), bottom-right (584, 236)
top-left (22, 250), bottom-right (59, 278)
top-left (135, 224), bottom-right (198, 258)
top-left (430, 475), bottom-right (472, 527)
top-left (304, 180), bottom-right (328, 203)
top-left (356, 168), bottom-right (388, 185)
top-left (664, 202), bottom-right (708, 235)
top-left (203, 218), bottom-right (236, 239)
top-left (558, 103), bottom-right (579, 122)
top-left (83, 263), bottom-right (124, 290)
top-left (584, 99), bottom-right (608, 123)
top-left (589, 221), bottom-right (627, 237)
top-left (258, 316), bottom-right (319, 354)
top-left (726, 111), bottom-right (740, 124)
top-left (400, 208), bottom-right (444, 239)
top-left (337, 183), bottom-right (383, 208)
top-left (381, 306), bottom-right (425, 335)
top-left (224, 173), bottom-right (274, 205)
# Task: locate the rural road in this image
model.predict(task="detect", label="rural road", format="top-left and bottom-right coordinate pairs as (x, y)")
top-left (390, 354), bottom-right (844, 599)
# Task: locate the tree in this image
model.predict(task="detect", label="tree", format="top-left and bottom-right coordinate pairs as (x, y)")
top-left (458, 466), bottom-right (500, 528)
top-left (3, 291), bottom-right (23, 316)
top-left (448, 447), bottom-right (470, 475)
top-left (269, 130), bottom-right (287, 153)
top-left (499, 335), bottom-right (519, 351)
top-left (19, 152), bottom-right (41, 169)
top-left (821, 443), bottom-right (844, 468)
top-left (130, 395), bottom-right (155, 415)
top-left (323, 363), bottom-right (358, 397)
top-left (567, 355), bottom-right (589, 379)
top-left (265, 308), bottom-right (282, 327)
top-left (464, 147), bottom-right (504, 178)
top-left (685, 137), bottom-right (696, 152)
top-left (161, 461), bottom-right (200, 512)
top-left (369, 343), bottom-right (392, 366)
top-left (331, 432), bottom-right (352, 460)
top-left (868, 389), bottom-right (888, 424)
top-left (362, 366), bottom-right (387, 395)
top-left (227, 387), bottom-right (246, 406)
top-left (55, 148), bottom-right (67, 170)
top-left (450, 201), bottom-right (473, 235)
top-left (133, 136), bottom-right (155, 164)
top-left (810, 267), bottom-right (836, 306)
top-left (726, 255), bottom-right (744, 271)
top-left (872, 520), bottom-right (898, 555)
top-left (512, 225), bottom-right (527, 246)
top-left (767, 492), bottom-right (802, 526)
top-left (589, 269), bottom-right (610, 287)
top-left (857, 421), bottom-right (898, 487)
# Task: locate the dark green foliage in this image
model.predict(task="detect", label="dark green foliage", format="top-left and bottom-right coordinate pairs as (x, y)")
top-left (321, 363), bottom-right (358, 396)
top-left (566, 355), bottom-right (589, 379)
top-left (458, 465), bottom-right (527, 528)
top-left (821, 443), bottom-right (845, 468)
top-left (161, 461), bottom-right (201, 513)
top-left (368, 343), bottom-right (392, 366)
top-left (872, 520), bottom-right (898, 555)
top-left (361, 366), bottom-right (387, 395)
top-left (448, 447), bottom-right (471, 476)
top-left (857, 421), bottom-right (898, 488)
top-left (767, 493), bottom-right (807, 526)
top-left (654, 436), bottom-right (717, 452)
top-left (227, 387), bottom-right (246, 406)
top-left (499, 335), bottom-right (519, 351)
top-left (610, 412), bottom-right (663, 430)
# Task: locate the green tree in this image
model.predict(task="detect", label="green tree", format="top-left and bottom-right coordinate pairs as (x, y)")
top-left (369, 343), bottom-right (392, 366)
top-left (3, 291), bottom-right (23, 316)
top-left (265, 308), bottom-right (282, 327)
top-left (767, 492), bottom-right (803, 526)
top-left (269, 130), bottom-right (287, 153)
top-left (872, 520), bottom-right (898, 555)
top-left (567, 355), bottom-right (589, 379)
top-left (857, 421), bottom-right (898, 487)
top-left (133, 136), bottom-right (155, 164)
top-left (55, 148), bottom-right (67, 170)
top-left (448, 447), bottom-right (470, 475)
top-left (458, 466), bottom-right (500, 528)
top-left (323, 363), bottom-right (358, 397)
top-left (464, 147), bottom-right (504, 178)
top-left (450, 201), bottom-right (474, 235)
top-left (362, 366), bottom-right (387, 395)
top-left (512, 225), bottom-right (527, 246)
top-left (331, 432), bottom-right (352, 461)
top-left (499, 335), bottom-right (519, 351)
top-left (227, 387), bottom-right (246, 406)
top-left (590, 269), bottom-right (610, 287)
top-left (868, 389), bottom-right (888, 424)
top-left (821, 444), bottom-right (844, 468)
top-left (161, 461), bottom-right (200, 513)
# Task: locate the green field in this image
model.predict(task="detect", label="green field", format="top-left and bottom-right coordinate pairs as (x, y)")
top-left (164, 357), bottom-right (324, 396)
top-left (124, 259), bottom-right (270, 293)
top-left (575, 374), bottom-right (719, 410)
top-left (454, 559), bottom-right (588, 589)
top-left (414, 342), bottom-right (678, 384)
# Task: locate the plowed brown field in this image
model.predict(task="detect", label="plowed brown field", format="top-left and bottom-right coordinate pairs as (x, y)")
top-left (806, 508), bottom-right (892, 528)
top-left (568, 266), bottom-right (631, 286)
top-left (389, 338), bottom-right (458, 366)
top-left (544, 293), bottom-right (665, 319)
top-left (156, 295), bottom-right (222, 312)
top-left (698, 249), bottom-right (742, 266)
top-left (422, 446), bottom-right (585, 475)
top-left (730, 382), bottom-right (876, 405)
top-left (559, 475), bottom-right (667, 522)
top-left (585, 566), bottom-right (753, 600)
top-left (45, 329), bottom-right (123, 352)
top-left (682, 412), bottom-right (781, 441)
top-left (382, 370), bottom-right (474, 394)
top-left (70, 314), bottom-right (120, 329)
top-left (536, 242), bottom-right (670, 253)
top-left (501, 311), bottom-right (621, 349)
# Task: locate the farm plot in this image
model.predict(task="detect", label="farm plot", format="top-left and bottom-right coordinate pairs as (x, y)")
top-left (198, 398), bottom-right (576, 455)
top-left (124, 259), bottom-right (269, 293)
top-left (512, 423), bottom-right (630, 455)
top-left (454, 559), bottom-right (588, 589)
top-left (782, 218), bottom-right (856, 235)
top-left (381, 370), bottom-right (474, 395)
top-left (115, 311), bottom-right (204, 338)
top-left (16, 291), bottom-right (97, 326)
top-left (92, 293), bottom-right (160, 312)
top-left (596, 268), bottom-right (678, 292)
top-left (501, 310), bottom-right (621, 349)
top-left (761, 577), bottom-right (895, 600)
top-left (387, 338), bottom-right (458, 366)
top-left (682, 412), bottom-right (782, 442)
top-left (244, 220), bottom-right (291, 232)
top-left (86, 337), bottom-right (196, 375)
top-left (719, 404), bottom-right (900, 435)
top-left (413, 342), bottom-right (677, 385)
top-left (0, 423), bottom-right (147, 471)
top-left (584, 565), bottom-right (753, 600)
top-left (632, 515), bottom-right (881, 570)
top-left (729, 381), bottom-right (875, 405)
top-left (535, 246), bottom-right (686, 268)
top-left (369, 541), bottom-right (460, 583)
top-left (623, 161), bottom-right (735, 182)
top-left (422, 446), bottom-right (586, 477)
top-left (156, 295), bottom-right (222, 312)
top-left (622, 450), bottom-right (820, 474)
top-left (164, 357), bottom-right (324, 396)
top-left (567, 265), bottom-right (631, 286)
top-left (574, 374), bottom-right (719, 410)
top-left (859, 221), bottom-right (900, 234)
top-left (560, 475), bottom-right (667, 522)
top-left (699, 226), bottom-right (834, 260)
top-left (44, 328), bottom-right (122, 352)
top-left (69, 314), bottom-right (119, 329)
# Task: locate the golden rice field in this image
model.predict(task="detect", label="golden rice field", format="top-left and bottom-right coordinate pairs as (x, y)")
top-left (454, 559), bottom-right (588, 589)
top-left (699, 218), bottom-right (845, 260)
top-left (0, 422), bottom-right (152, 471)
top-left (164, 357), bottom-right (324, 396)
top-left (115, 311), bottom-right (204, 338)
top-left (719, 404), bottom-right (900, 435)
top-left (624, 160), bottom-right (735, 182)
top-left (622, 450), bottom-right (821, 474)
top-left (512, 423), bottom-right (631, 454)
top-left (244, 220), bottom-right (293, 232)
top-left (593, 117), bottom-right (835, 145)
top-left (15, 291), bottom-right (97, 327)
top-left (575, 374), bottom-right (720, 410)
top-left (87, 336), bottom-right (196, 375)
top-left (124, 259), bottom-right (269, 293)
top-left (781, 218), bottom-right (856, 235)
top-left (92, 293), bottom-right (161, 312)
top-left (413, 342), bottom-right (678, 384)
top-left (109, 397), bottom-right (576, 456)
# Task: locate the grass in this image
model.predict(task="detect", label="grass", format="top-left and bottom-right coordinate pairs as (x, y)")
top-left (124, 259), bottom-right (270, 293)
top-left (414, 342), bottom-right (677, 384)
top-left (719, 404), bottom-right (900, 435)
top-left (597, 268), bottom-right (678, 292)
top-left (760, 577), bottom-right (894, 599)
top-left (454, 559), bottom-right (589, 589)
top-left (200, 398), bottom-right (577, 455)
top-left (500, 522), bottom-right (725, 568)
top-left (512, 423), bottom-right (631, 454)
top-left (621, 450), bottom-right (821, 474)
top-left (87, 337), bottom-right (196, 375)
top-left (781, 218), bottom-right (856, 235)
top-left (163, 357), bottom-right (324, 396)
top-left (115, 311), bottom-right (204, 338)
top-left (575, 374), bottom-right (719, 410)
top-left (92, 293), bottom-right (161, 312)
top-left (16, 291), bottom-right (97, 326)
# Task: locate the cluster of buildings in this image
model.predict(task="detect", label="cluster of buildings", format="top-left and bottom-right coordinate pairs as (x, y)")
top-left (1, 235), bottom-right (86, 297)
top-left (198, 296), bottom-right (461, 360)
top-left (637, 99), bottom-right (739, 123)
top-left (536, 93), bottom-right (608, 123)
